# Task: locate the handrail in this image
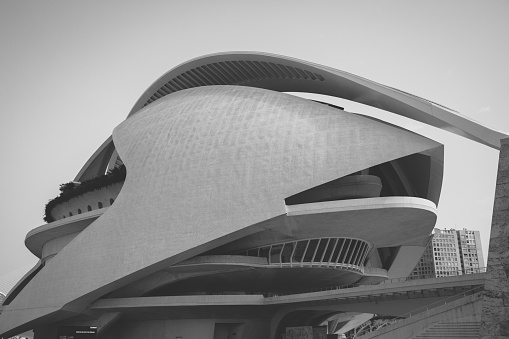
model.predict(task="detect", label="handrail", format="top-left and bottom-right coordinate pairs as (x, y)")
top-left (383, 267), bottom-right (486, 284)
top-left (233, 237), bottom-right (372, 271)
top-left (348, 286), bottom-right (484, 338)
top-left (399, 286), bottom-right (483, 319)
top-left (266, 267), bottom-right (487, 297)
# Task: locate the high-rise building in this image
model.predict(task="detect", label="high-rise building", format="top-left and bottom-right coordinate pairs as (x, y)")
top-left (432, 229), bottom-right (463, 277)
top-left (411, 228), bottom-right (484, 279)
top-left (457, 228), bottom-right (484, 274)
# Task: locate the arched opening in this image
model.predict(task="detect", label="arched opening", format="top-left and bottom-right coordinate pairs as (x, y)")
top-left (98, 202), bottom-right (103, 209)
top-left (87, 205), bottom-right (92, 212)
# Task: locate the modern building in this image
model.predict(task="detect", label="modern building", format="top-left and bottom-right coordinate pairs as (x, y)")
top-left (0, 52), bottom-right (506, 339)
top-left (410, 228), bottom-right (484, 280)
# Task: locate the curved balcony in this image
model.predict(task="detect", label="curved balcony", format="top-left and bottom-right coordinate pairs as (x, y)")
top-left (49, 183), bottom-right (121, 221)
top-left (44, 165), bottom-right (125, 222)
top-left (234, 237), bottom-right (371, 273)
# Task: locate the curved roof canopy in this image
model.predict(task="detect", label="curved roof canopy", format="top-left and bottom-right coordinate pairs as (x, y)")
top-left (76, 51), bottom-right (506, 181)
top-left (129, 51), bottom-right (507, 149)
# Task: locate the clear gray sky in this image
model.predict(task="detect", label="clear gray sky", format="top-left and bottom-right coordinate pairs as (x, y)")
top-left (1, 0), bottom-right (508, 274)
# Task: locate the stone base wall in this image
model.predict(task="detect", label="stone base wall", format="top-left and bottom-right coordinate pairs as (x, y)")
top-left (480, 137), bottom-right (509, 338)
top-left (98, 318), bottom-right (270, 339)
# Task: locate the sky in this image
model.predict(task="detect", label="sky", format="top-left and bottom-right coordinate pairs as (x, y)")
top-left (0, 0), bottom-right (508, 277)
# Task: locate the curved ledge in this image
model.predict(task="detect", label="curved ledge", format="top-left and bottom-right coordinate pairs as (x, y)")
top-left (174, 255), bottom-right (388, 278)
top-left (286, 196), bottom-right (437, 217)
top-left (25, 208), bottom-right (106, 258)
top-left (176, 255), bottom-right (268, 266)
top-left (146, 255), bottom-right (388, 296)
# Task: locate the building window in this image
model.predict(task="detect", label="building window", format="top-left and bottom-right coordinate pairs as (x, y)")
top-left (110, 198), bottom-right (114, 205)
top-left (98, 202), bottom-right (103, 209)
top-left (78, 209), bottom-right (82, 214)
top-left (88, 205), bottom-right (92, 212)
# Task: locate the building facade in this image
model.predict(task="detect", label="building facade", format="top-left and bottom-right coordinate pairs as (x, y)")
top-left (0, 52), bottom-right (504, 339)
top-left (411, 228), bottom-right (484, 279)
top-left (457, 229), bottom-right (484, 274)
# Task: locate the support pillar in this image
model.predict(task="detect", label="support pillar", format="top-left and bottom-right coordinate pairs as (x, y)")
top-left (480, 137), bottom-right (509, 338)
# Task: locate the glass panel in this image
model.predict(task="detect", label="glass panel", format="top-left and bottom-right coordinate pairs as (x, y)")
top-left (332, 239), bottom-right (345, 263)
top-left (352, 242), bottom-right (364, 267)
top-left (355, 243), bottom-right (367, 266)
top-left (314, 239), bottom-right (329, 263)
top-left (303, 239), bottom-right (319, 262)
top-left (270, 244), bottom-right (284, 264)
top-left (338, 239), bottom-right (352, 264)
top-left (361, 243), bottom-right (370, 265)
top-left (346, 240), bottom-right (359, 265)
top-left (292, 241), bottom-right (308, 262)
top-left (281, 243), bottom-right (294, 263)
top-left (324, 238), bottom-right (337, 263)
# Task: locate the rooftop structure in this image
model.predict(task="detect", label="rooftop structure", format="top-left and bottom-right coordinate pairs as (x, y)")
top-left (0, 52), bottom-right (505, 339)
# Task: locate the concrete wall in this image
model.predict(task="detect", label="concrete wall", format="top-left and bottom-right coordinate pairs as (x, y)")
top-left (41, 232), bottom-right (80, 262)
top-left (480, 137), bottom-right (509, 338)
top-left (100, 318), bottom-right (269, 339)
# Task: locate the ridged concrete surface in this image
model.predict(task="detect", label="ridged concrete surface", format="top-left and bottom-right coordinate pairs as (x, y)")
top-left (0, 86), bottom-right (440, 337)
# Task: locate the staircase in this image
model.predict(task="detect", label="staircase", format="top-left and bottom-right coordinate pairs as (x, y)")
top-left (355, 293), bottom-right (483, 339)
top-left (413, 321), bottom-right (480, 338)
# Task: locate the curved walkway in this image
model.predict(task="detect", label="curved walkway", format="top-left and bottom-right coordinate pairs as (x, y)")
top-left (90, 273), bottom-right (486, 311)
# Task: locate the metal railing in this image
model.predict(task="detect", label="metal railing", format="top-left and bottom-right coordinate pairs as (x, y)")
top-left (346, 285), bottom-right (484, 338)
top-left (266, 267), bottom-right (487, 297)
top-left (234, 237), bottom-right (371, 273)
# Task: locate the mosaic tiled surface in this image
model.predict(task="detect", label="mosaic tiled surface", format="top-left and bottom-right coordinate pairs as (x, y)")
top-left (0, 86), bottom-right (441, 334)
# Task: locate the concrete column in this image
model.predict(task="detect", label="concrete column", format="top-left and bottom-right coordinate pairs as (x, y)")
top-left (480, 137), bottom-right (509, 338)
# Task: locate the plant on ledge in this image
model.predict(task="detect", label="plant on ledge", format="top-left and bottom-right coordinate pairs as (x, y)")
top-left (43, 165), bottom-right (126, 223)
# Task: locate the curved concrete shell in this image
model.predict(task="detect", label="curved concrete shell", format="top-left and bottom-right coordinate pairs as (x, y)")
top-left (0, 53), bottom-right (474, 338)
top-left (74, 52), bottom-right (506, 183)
